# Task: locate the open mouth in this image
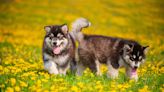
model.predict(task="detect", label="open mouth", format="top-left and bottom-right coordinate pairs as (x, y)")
top-left (53, 46), bottom-right (61, 54)
top-left (131, 67), bottom-right (137, 76)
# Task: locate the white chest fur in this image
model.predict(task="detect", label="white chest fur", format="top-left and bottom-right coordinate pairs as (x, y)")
top-left (53, 54), bottom-right (69, 66)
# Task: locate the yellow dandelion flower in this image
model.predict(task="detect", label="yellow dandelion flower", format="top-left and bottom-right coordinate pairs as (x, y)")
top-left (50, 86), bottom-right (55, 91)
top-left (0, 65), bottom-right (3, 70)
top-left (95, 84), bottom-right (103, 90)
top-left (10, 78), bottom-right (16, 86)
top-left (58, 78), bottom-right (64, 82)
top-left (59, 86), bottom-right (67, 91)
top-left (41, 79), bottom-right (48, 83)
top-left (124, 83), bottom-right (131, 88)
top-left (101, 65), bottom-right (107, 73)
top-left (35, 88), bottom-right (42, 92)
top-left (20, 81), bottom-right (28, 87)
top-left (77, 82), bottom-right (84, 88)
top-left (0, 84), bottom-right (5, 88)
top-left (138, 85), bottom-right (150, 92)
top-left (148, 64), bottom-right (151, 68)
top-left (129, 80), bottom-right (135, 83)
top-left (15, 86), bottom-right (21, 92)
top-left (44, 73), bottom-right (50, 79)
top-left (117, 84), bottom-right (123, 89)
top-left (160, 67), bottom-right (164, 74)
top-left (96, 81), bottom-right (101, 84)
top-left (90, 73), bottom-right (95, 77)
top-left (151, 66), bottom-right (155, 70)
top-left (160, 87), bottom-right (164, 92)
top-left (31, 76), bottom-right (36, 80)
top-left (110, 90), bottom-right (116, 92)
top-left (29, 85), bottom-right (37, 91)
top-left (71, 86), bottom-right (78, 92)
top-left (36, 80), bottom-right (42, 84)
top-left (4, 68), bottom-right (9, 73)
top-left (43, 90), bottom-right (49, 92)
top-left (6, 87), bottom-right (14, 92)
top-left (120, 87), bottom-right (126, 91)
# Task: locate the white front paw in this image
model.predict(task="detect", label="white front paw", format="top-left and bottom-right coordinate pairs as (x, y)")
top-left (49, 69), bottom-right (59, 74)
top-left (44, 61), bottom-right (59, 75)
top-left (107, 71), bottom-right (118, 79)
top-left (130, 74), bottom-right (138, 81)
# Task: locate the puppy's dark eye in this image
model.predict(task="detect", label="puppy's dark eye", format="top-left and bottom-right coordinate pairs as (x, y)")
top-left (139, 56), bottom-right (142, 61)
top-left (49, 34), bottom-right (54, 40)
top-left (49, 37), bottom-right (52, 40)
top-left (130, 57), bottom-right (135, 61)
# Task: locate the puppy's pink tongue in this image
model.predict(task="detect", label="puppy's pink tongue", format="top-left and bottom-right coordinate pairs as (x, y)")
top-left (53, 47), bottom-right (60, 54)
top-left (131, 68), bottom-right (137, 76)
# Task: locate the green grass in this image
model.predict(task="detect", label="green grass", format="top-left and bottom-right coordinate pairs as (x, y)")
top-left (0, 0), bottom-right (163, 92)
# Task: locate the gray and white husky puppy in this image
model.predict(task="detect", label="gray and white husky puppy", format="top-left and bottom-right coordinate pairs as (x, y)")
top-left (72, 18), bottom-right (148, 80)
top-left (42, 24), bottom-right (76, 75)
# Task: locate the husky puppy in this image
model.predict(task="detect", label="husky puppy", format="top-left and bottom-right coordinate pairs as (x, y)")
top-left (72, 18), bottom-right (148, 80)
top-left (42, 24), bottom-right (76, 75)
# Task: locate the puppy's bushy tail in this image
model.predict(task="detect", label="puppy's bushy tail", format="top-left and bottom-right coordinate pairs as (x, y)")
top-left (70, 18), bottom-right (91, 42)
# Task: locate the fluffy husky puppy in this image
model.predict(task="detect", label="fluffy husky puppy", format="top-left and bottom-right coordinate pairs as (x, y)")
top-left (42, 24), bottom-right (76, 75)
top-left (72, 18), bottom-right (148, 80)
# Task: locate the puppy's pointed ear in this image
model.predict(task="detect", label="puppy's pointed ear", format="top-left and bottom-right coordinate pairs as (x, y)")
top-left (44, 26), bottom-right (51, 33)
top-left (143, 46), bottom-right (149, 54)
top-left (61, 24), bottom-right (68, 35)
top-left (123, 44), bottom-right (133, 53)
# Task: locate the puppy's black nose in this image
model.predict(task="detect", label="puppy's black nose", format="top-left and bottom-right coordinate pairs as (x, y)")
top-left (53, 42), bottom-right (57, 45)
top-left (134, 66), bottom-right (138, 69)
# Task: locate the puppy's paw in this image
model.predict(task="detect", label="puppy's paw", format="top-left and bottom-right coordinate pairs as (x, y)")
top-left (49, 69), bottom-right (59, 75)
top-left (96, 72), bottom-right (102, 76)
top-left (107, 71), bottom-right (118, 79)
top-left (130, 74), bottom-right (138, 81)
top-left (44, 61), bottom-right (59, 75)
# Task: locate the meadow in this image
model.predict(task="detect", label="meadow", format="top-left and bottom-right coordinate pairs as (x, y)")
top-left (0, 0), bottom-right (164, 92)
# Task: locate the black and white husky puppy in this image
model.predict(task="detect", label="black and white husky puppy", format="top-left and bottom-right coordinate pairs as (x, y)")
top-left (42, 24), bottom-right (76, 75)
top-left (72, 18), bottom-right (148, 80)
